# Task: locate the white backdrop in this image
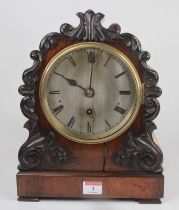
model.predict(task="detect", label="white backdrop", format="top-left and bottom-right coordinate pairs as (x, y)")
top-left (0, 0), bottom-right (178, 209)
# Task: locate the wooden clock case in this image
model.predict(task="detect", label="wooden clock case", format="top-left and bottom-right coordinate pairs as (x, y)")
top-left (17, 10), bottom-right (164, 203)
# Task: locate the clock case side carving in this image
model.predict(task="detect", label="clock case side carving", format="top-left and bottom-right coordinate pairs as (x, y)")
top-left (18, 9), bottom-right (163, 173)
top-left (18, 35), bottom-right (70, 170)
top-left (113, 50), bottom-right (163, 173)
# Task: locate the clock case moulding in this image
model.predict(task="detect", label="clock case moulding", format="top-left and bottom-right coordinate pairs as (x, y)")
top-left (17, 10), bottom-right (164, 203)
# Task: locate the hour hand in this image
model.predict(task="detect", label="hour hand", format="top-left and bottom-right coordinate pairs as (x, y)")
top-left (54, 72), bottom-right (86, 91)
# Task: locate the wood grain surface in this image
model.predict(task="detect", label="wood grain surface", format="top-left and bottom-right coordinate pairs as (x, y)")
top-left (17, 171), bottom-right (164, 203)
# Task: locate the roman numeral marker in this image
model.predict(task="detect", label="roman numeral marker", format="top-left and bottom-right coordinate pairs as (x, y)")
top-left (87, 51), bottom-right (96, 64)
top-left (119, 91), bottom-right (131, 95)
top-left (105, 120), bottom-right (111, 127)
top-left (67, 116), bottom-right (75, 128)
top-left (87, 122), bottom-right (92, 133)
top-left (49, 90), bottom-right (60, 94)
top-left (114, 71), bottom-right (125, 78)
top-left (104, 56), bottom-right (111, 67)
top-left (53, 105), bottom-right (64, 115)
top-left (114, 105), bottom-right (126, 114)
top-left (66, 55), bottom-right (76, 66)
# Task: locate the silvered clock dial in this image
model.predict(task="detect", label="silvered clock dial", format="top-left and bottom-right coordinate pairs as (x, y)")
top-left (40, 42), bottom-right (143, 143)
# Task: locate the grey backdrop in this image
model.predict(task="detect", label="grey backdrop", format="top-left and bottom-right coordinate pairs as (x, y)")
top-left (0, 0), bottom-right (178, 209)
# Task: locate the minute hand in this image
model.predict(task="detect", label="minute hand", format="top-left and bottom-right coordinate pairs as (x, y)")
top-left (54, 72), bottom-right (86, 91)
top-left (89, 63), bottom-right (94, 89)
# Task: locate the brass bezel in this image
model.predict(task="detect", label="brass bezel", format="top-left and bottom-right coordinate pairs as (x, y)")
top-left (39, 42), bottom-right (143, 144)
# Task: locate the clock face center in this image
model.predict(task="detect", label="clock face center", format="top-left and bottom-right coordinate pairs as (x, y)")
top-left (85, 89), bottom-right (95, 97)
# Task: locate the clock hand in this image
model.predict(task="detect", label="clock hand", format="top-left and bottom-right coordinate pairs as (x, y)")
top-left (89, 63), bottom-right (94, 89)
top-left (54, 72), bottom-right (86, 91)
top-left (87, 50), bottom-right (96, 89)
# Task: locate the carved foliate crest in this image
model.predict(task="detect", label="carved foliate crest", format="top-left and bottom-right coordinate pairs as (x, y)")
top-left (60, 10), bottom-right (121, 41)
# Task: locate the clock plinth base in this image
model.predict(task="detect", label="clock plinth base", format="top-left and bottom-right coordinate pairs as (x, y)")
top-left (17, 171), bottom-right (164, 203)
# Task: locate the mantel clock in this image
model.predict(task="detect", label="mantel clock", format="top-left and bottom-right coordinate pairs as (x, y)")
top-left (17, 10), bottom-right (164, 203)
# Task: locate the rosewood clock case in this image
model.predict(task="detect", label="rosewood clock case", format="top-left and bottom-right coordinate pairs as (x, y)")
top-left (17, 10), bottom-right (164, 203)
